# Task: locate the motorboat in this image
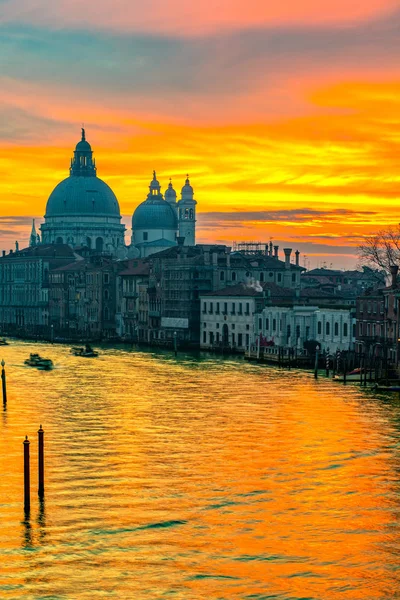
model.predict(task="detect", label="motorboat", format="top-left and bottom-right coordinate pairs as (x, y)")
top-left (0, 338), bottom-right (9, 346)
top-left (71, 345), bottom-right (99, 358)
top-left (24, 353), bottom-right (53, 370)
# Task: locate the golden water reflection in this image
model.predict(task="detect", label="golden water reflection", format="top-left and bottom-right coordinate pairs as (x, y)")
top-left (0, 340), bottom-right (399, 599)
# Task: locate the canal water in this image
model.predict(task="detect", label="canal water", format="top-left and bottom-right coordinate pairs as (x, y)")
top-left (0, 341), bottom-right (399, 599)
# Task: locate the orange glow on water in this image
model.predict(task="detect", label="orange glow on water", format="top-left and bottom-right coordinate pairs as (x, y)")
top-left (0, 342), bottom-right (399, 598)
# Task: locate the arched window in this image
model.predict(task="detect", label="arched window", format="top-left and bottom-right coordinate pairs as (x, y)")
top-left (343, 323), bottom-right (348, 337)
top-left (334, 322), bottom-right (339, 336)
top-left (189, 208), bottom-right (194, 219)
top-left (104, 307), bottom-right (109, 321)
top-left (185, 208), bottom-right (189, 219)
top-left (96, 237), bottom-right (104, 252)
top-left (317, 321), bottom-right (322, 335)
top-left (104, 289), bottom-right (109, 300)
top-left (56, 236), bottom-right (63, 244)
top-left (266, 318), bottom-right (269, 330)
top-left (326, 322), bottom-right (330, 335)
top-left (232, 272), bottom-right (237, 281)
top-left (260, 272), bottom-right (264, 282)
top-left (273, 318), bottom-right (276, 331)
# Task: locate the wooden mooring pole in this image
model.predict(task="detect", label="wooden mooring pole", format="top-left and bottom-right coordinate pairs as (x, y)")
top-left (325, 352), bottom-right (330, 378)
top-left (23, 436), bottom-right (30, 512)
top-left (314, 347), bottom-right (320, 379)
top-left (38, 425), bottom-right (44, 498)
top-left (1, 359), bottom-right (6, 405)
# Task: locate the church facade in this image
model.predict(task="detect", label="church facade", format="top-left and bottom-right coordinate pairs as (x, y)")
top-left (34, 130), bottom-right (197, 258)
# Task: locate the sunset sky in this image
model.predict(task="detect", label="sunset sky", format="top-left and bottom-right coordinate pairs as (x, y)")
top-left (1, 1), bottom-right (400, 267)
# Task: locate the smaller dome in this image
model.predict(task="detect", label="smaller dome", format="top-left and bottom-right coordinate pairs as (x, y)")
top-left (132, 198), bottom-right (177, 230)
top-left (165, 180), bottom-right (177, 199)
top-left (75, 139), bottom-right (92, 151)
top-left (181, 175), bottom-right (193, 195)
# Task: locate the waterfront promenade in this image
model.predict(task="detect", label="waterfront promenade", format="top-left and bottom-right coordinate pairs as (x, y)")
top-left (0, 340), bottom-right (399, 599)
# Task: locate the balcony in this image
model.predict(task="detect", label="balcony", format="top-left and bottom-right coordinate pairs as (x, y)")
top-left (149, 309), bottom-right (160, 317)
top-left (123, 291), bottom-right (138, 299)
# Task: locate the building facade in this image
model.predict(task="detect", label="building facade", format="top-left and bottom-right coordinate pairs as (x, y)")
top-left (256, 305), bottom-right (355, 352)
top-left (0, 244), bottom-right (75, 335)
top-left (200, 283), bottom-right (266, 351)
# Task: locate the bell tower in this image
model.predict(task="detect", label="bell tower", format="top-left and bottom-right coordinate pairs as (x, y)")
top-left (177, 175), bottom-right (196, 246)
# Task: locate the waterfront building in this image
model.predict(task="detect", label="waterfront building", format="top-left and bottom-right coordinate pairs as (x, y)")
top-left (200, 283), bottom-right (267, 351)
top-left (146, 243), bottom-right (231, 345)
top-left (256, 305), bottom-right (356, 352)
top-left (116, 259), bottom-right (150, 339)
top-left (40, 129), bottom-right (126, 255)
top-left (355, 287), bottom-right (385, 355)
top-left (49, 255), bottom-right (124, 339)
top-left (0, 244), bottom-right (75, 335)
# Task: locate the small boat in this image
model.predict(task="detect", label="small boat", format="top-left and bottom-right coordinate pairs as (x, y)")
top-left (71, 345), bottom-right (99, 358)
top-left (0, 338), bottom-right (9, 346)
top-left (373, 385), bottom-right (400, 392)
top-left (334, 368), bottom-right (364, 382)
top-left (24, 353), bottom-right (53, 370)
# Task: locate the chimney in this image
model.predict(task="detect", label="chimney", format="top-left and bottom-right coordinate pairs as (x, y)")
top-left (283, 248), bottom-right (292, 269)
top-left (2, 251), bottom-right (5, 257)
top-left (274, 245), bottom-right (279, 259)
top-left (9, 249), bottom-right (13, 255)
top-left (390, 264), bottom-right (399, 288)
top-left (295, 250), bottom-right (300, 266)
top-left (269, 241), bottom-right (273, 256)
top-left (177, 237), bottom-right (185, 247)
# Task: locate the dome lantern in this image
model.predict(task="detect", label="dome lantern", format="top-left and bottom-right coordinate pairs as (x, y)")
top-left (70, 128), bottom-right (96, 177)
top-left (149, 170), bottom-right (161, 196)
top-left (165, 178), bottom-right (177, 203)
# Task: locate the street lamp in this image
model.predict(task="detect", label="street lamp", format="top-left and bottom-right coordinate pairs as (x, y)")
top-left (173, 331), bottom-right (177, 356)
top-left (51, 324), bottom-right (54, 344)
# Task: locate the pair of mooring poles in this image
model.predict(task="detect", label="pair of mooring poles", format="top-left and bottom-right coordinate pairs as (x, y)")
top-left (23, 425), bottom-right (44, 511)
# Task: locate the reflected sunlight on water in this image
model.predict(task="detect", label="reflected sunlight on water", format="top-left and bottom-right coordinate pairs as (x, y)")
top-left (0, 340), bottom-right (399, 599)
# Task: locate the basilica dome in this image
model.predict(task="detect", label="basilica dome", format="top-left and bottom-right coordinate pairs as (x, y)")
top-left (40, 129), bottom-right (125, 254)
top-left (132, 197), bottom-right (177, 230)
top-left (45, 176), bottom-right (120, 217)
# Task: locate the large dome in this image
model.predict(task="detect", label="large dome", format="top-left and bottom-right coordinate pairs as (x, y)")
top-left (132, 198), bottom-right (177, 230)
top-left (45, 176), bottom-right (121, 217)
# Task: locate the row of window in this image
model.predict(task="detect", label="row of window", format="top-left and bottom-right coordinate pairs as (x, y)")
top-left (203, 322), bottom-right (251, 331)
top-left (258, 316), bottom-right (350, 337)
top-left (359, 301), bottom-right (384, 315)
top-left (317, 321), bottom-right (348, 336)
top-left (203, 301), bottom-right (251, 315)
